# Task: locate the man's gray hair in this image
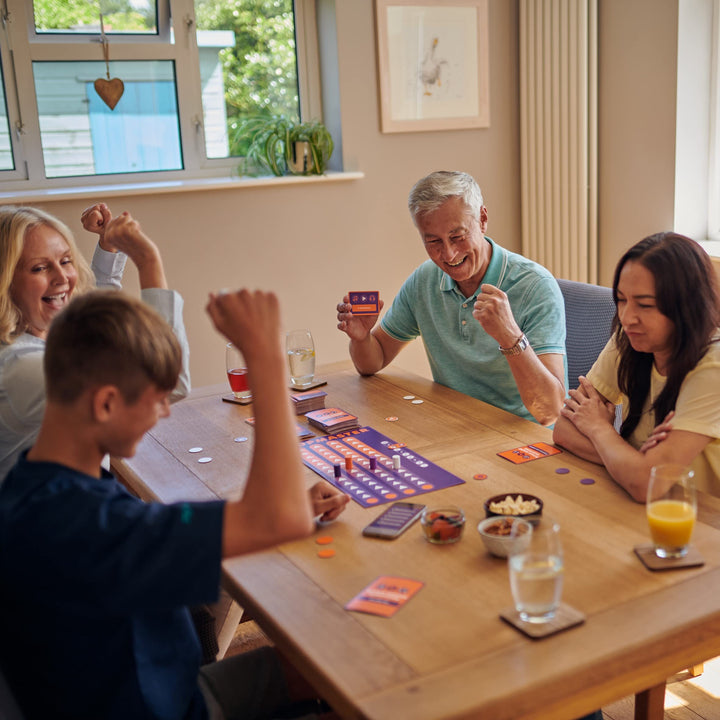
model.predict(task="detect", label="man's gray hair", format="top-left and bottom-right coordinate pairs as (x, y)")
top-left (407, 171), bottom-right (484, 225)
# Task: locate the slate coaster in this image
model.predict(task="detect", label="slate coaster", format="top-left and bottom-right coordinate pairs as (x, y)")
top-left (221, 393), bottom-right (253, 406)
top-left (500, 603), bottom-right (585, 639)
top-left (289, 378), bottom-right (328, 391)
top-left (634, 544), bottom-right (705, 571)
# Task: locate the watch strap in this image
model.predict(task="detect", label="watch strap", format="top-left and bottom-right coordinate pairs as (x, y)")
top-left (499, 333), bottom-right (530, 356)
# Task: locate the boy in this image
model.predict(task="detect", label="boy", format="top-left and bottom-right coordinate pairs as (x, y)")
top-left (0, 289), bottom-right (332, 719)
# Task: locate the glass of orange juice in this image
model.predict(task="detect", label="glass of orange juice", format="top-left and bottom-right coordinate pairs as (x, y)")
top-left (646, 464), bottom-right (696, 559)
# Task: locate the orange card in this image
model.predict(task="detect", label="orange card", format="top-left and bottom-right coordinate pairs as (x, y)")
top-left (345, 576), bottom-right (424, 617)
top-left (497, 442), bottom-right (562, 464)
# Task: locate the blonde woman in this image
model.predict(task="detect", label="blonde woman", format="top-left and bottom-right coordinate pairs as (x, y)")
top-left (0, 204), bottom-right (190, 479)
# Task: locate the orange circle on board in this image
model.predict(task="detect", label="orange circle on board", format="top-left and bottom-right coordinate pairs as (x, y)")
top-left (366, 497), bottom-right (379, 504)
top-left (386, 493), bottom-right (397, 499)
top-left (317, 549), bottom-right (336, 559)
top-left (403, 489), bottom-right (415, 495)
top-left (315, 536), bottom-right (333, 545)
top-left (421, 484), bottom-right (433, 490)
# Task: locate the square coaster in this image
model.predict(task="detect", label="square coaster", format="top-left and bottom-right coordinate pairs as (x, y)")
top-left (289, 379), bottom-right (327, 391)
top-left (634, 544), bottom-right (705, 571)
top-left (221, 393), bottom-right (253, 406)
top-left (500, 603), bottom-right (585, 639)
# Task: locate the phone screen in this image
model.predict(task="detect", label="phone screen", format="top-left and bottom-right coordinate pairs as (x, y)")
top-left (362, 502), bottom-right (426, 539)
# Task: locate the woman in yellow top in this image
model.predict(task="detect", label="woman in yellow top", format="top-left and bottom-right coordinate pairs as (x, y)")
top-left (553, 232), bottom-right (720, 500)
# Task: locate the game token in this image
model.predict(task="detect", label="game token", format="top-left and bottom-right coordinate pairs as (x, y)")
top-left (555, 468), bottom-right (570, 474)
top-left (333, 464), bottom-right (342, 478)
top-left (392, 454), bottom-right (401, 470)
top-left (473, 473), bottom-right (488, 481)
top-left (316, 536), bottom-right (334, 545)
top-left (198, 457), bottom-right (213, 464)
top-left (385, 416), bottom-right (399, 422)
top-left (188, 447), bottom-right (203, 453)
top-left (234, 436), bottom-right (248, 443)
top-left (580, 478), bottom-right (596, 485)
top-left (411, 399), bottom-right (424, 405)
top-left (369, 457), bottom-right (377, 471)
top-left (345, 456), bottom-right (353, 471)
top-left (403, 395), bottom-right (415, 400)
top-left (317, 549), bottom-right (336, 559)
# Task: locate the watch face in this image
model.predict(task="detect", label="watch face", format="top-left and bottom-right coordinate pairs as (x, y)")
top-left (500, 334), bottom-right (529, 356)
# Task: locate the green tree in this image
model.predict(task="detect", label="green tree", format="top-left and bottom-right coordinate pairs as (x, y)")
top-left (33, 0), bottom-right (153, 32)
top-left (195, 0), bottom-right (299, 155)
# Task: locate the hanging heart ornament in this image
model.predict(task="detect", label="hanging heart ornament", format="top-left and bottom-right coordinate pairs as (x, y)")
top-left (94, 77), bottom-right (124, 110)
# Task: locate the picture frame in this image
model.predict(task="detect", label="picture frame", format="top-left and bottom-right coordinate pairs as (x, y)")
top-left (375, 0), bottom-right (490, 133)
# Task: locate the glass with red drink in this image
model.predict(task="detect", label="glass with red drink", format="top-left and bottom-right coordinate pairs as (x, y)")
top-left (226, 342), bottom-right (251, 400)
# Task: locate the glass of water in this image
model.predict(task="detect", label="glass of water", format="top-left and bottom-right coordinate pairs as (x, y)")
top-left (508, 517), bottom-right (563, 623)
top-left (286, 329), bottom-right (316, 388)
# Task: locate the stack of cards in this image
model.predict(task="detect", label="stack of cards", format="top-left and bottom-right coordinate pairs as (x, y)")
top-left (290, 389), bottom-right (327, 415)
top-left (305, 407), bottom-right (359, 433)
top-left (245, 417), bottom-right (314, 440)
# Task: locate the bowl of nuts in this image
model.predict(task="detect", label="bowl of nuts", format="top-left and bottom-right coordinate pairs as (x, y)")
top-left (477, 516), bottom-right (533, 558)
top-left (483, 493), bottom-right (543, 522)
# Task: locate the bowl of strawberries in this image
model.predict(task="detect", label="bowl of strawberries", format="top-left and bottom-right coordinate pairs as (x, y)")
top-left (420, 505), bottom-right (465, 544)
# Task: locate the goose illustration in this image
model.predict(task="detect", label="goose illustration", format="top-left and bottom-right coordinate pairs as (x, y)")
top-left (420, 37), bottom-right (448, 95)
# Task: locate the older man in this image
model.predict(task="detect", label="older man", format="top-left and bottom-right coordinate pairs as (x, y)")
top-left (336, 171), bottom-right (567, 426)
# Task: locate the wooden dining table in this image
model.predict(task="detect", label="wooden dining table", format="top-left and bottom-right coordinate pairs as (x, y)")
top-left (112, 362), bottom-right (720, 720)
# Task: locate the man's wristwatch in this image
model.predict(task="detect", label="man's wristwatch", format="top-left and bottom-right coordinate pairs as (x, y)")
top-left (499, 333), bottom-right (530, 356)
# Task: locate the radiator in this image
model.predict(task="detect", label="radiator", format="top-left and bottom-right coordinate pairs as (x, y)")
top-left (519, 0), bottom-right (598, 282)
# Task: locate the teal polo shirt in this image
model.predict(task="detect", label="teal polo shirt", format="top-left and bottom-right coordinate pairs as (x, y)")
top-left (380, 237), bottom-right (567, 422)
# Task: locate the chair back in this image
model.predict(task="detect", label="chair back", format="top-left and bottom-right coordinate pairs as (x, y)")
top-left (557, 278), bottom-right (615, 390)
top-left (0, 665), bottom-right (25, 720)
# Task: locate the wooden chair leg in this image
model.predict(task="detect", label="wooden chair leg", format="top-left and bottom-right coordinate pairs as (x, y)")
top-left (634, 681), bottom-right (666, 720)
top-left (687, 663), bottom-right (704, 677)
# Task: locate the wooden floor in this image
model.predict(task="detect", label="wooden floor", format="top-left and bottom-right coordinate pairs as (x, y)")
top-left (227, 621), bottom-right (720, 719)
top-left (602, 656), bottom-right (720, 720)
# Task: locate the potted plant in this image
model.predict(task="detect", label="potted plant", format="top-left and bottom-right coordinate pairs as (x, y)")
top-left (233, 116), bottom-right (334, 177)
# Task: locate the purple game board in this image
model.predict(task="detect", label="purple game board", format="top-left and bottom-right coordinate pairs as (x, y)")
top-left (300, 426), bottom-right (465, 507)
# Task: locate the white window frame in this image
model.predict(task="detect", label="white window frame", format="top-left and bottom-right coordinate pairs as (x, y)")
top-left (0, 0), bottom-right (322, 191)
top-left (708, 0), bottom-right (720, 241)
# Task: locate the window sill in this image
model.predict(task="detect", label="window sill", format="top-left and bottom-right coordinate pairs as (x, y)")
top-left (698, 239), bottom-right (720, 259)
top-left (0, 171), bottom-right (365, 204)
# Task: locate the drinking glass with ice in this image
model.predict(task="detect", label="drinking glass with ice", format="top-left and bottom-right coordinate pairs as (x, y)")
top-left (286, 329), bottom-right (316, 388)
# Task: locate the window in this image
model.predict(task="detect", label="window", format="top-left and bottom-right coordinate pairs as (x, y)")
top-left (708, 0), bottom-right (720, 240)
top-left (0, 0), bottom-right (320, 188)
top-left (675, 0), bottom-right (720, 243)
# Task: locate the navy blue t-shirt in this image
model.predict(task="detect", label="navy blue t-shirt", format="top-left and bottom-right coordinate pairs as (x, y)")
top-left (0, 452), bottom-right (225, 719)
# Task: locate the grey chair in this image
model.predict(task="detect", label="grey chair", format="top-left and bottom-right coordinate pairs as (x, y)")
top-left (0, 666), bottom-right (25, 720)
top-left (556, 278), bottom-right (615, 390)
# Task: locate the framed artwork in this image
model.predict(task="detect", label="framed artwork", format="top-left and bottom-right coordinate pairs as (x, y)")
top-left (375, 0), bottom-right (490, 133)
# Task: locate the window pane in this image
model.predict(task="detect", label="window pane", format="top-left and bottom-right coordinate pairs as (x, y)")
top-left (32, 61), bottom-right (182, 178)
top-left (33, 0), bottom-right (157, 34)
top-left (194, 0), bottom-right (300, 158)
top-left (0, 57), bottom-right (14, 171)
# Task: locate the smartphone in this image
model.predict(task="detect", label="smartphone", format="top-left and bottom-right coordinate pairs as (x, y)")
top-left (362, 502), bottom-right (426, 539)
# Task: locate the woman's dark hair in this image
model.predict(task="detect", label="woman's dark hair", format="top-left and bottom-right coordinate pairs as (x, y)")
top-left (612, 232), bottom-right (720, 439)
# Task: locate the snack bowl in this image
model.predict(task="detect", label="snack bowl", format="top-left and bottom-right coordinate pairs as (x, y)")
top-left (421, 505), bottom-right (465, 544)
top-left (477, 516), bottom-right (533, 558)
top-left (483, 493), bottom-right (543, 523)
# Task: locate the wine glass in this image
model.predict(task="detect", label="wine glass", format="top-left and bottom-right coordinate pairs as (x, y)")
top-left (646, 464), bottom-right (696, 558)
top-left (286, 329), bottom-right (315, 388)
top-left (225, 342), bottom-right (251, 400)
